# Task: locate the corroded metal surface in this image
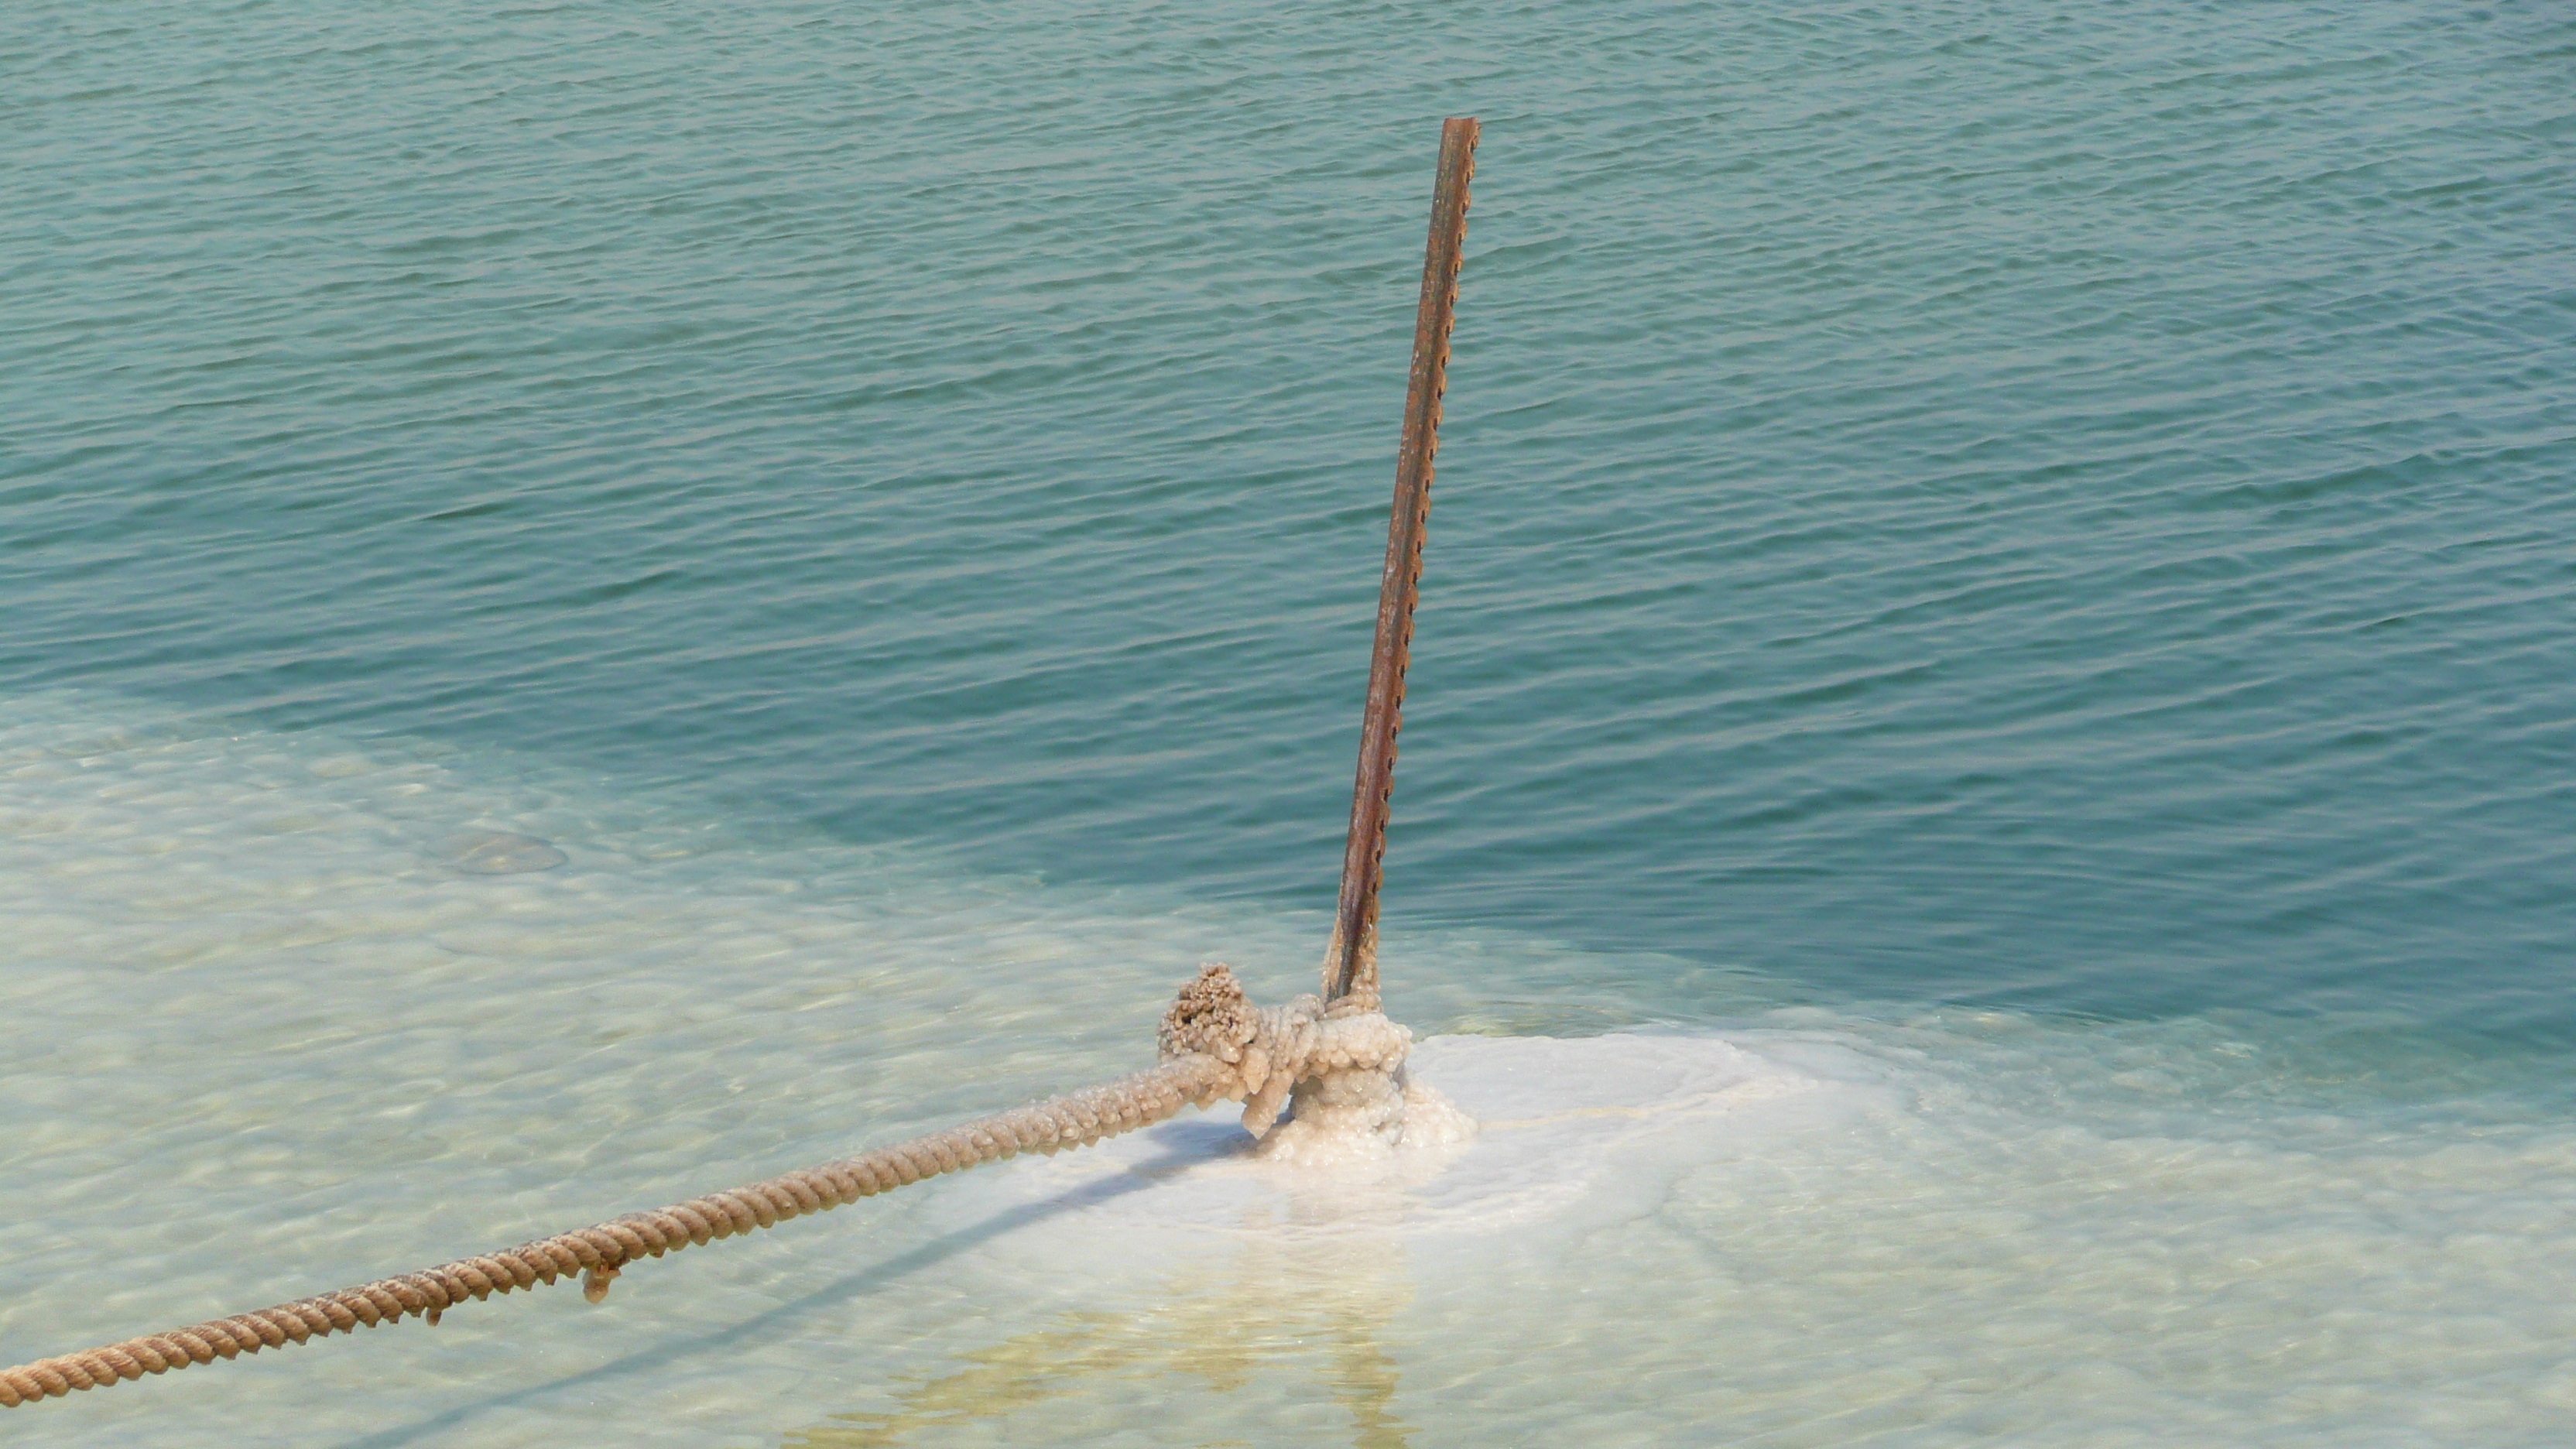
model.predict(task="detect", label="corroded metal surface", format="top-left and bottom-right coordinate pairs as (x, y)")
top-left (1322, 116), bottom-right (1480, 1009)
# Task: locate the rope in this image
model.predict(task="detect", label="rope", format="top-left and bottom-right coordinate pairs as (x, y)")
top-left (0, 964), bottom-right (1404, 1410)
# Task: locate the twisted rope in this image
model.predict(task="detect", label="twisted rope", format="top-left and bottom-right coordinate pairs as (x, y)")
top-left (1, 965), bottom-right (1403, 1410)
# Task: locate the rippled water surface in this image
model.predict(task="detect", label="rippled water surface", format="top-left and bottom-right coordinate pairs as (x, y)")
top-left (5, 0), bottom-right (2574, 1443)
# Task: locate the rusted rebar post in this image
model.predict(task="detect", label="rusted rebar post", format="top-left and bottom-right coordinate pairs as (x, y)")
top-left (1321, 116), bottom-right (1480, 1009)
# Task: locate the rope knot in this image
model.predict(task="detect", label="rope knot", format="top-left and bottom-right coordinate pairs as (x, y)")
top-left (1157, 964), bottom-right (1418, 1139)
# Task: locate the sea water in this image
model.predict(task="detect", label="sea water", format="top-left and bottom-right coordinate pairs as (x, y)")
top-left (5, 1), bottom-right (2574, 1444)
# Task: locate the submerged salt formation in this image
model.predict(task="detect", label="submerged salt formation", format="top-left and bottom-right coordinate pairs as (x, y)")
top-left (1157, 964), bottom-right (1475, 1166)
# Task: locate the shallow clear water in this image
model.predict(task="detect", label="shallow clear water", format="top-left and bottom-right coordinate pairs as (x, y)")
top-left (5, 0), bottom-right (2574, 1443)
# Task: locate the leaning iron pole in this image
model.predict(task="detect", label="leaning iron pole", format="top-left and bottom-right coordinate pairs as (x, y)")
top-left (1321, 116), bottom-right (1480, 1009)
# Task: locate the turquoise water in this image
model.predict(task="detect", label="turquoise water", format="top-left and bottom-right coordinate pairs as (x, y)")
top-left (6, 1), bottom-right (2576, 1443)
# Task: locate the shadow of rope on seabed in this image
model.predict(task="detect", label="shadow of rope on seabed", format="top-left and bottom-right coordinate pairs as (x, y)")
top-left (327, 1131), bottom-right (1221, 1449)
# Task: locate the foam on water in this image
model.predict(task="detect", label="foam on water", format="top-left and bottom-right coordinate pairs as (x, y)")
top-left (5, 694), bottom-right (2574, 1447)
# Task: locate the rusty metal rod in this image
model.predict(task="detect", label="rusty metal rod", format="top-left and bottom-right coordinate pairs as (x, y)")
top-left (1321, 116), bottom-right (1479, 1009)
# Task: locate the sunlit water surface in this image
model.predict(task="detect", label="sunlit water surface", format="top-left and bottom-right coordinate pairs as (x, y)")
top-left (5, 0), bottom-right (2574, 1444)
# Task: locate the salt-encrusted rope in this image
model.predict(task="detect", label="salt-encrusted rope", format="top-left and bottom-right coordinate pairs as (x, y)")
top-left (0, 965), bottom-right (1405, 1410)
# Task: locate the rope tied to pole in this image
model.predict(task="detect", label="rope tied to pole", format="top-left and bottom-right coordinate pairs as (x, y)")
top-left (2, 114), bottom-right (1481, 1413)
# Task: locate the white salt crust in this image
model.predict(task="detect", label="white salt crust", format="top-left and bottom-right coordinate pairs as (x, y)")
top-left (5, 693), bottom-right (2574, 1447)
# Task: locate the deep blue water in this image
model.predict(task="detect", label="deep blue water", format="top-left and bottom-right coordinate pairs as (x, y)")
top-left (6, 0), bottom-right (2573, 1039)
